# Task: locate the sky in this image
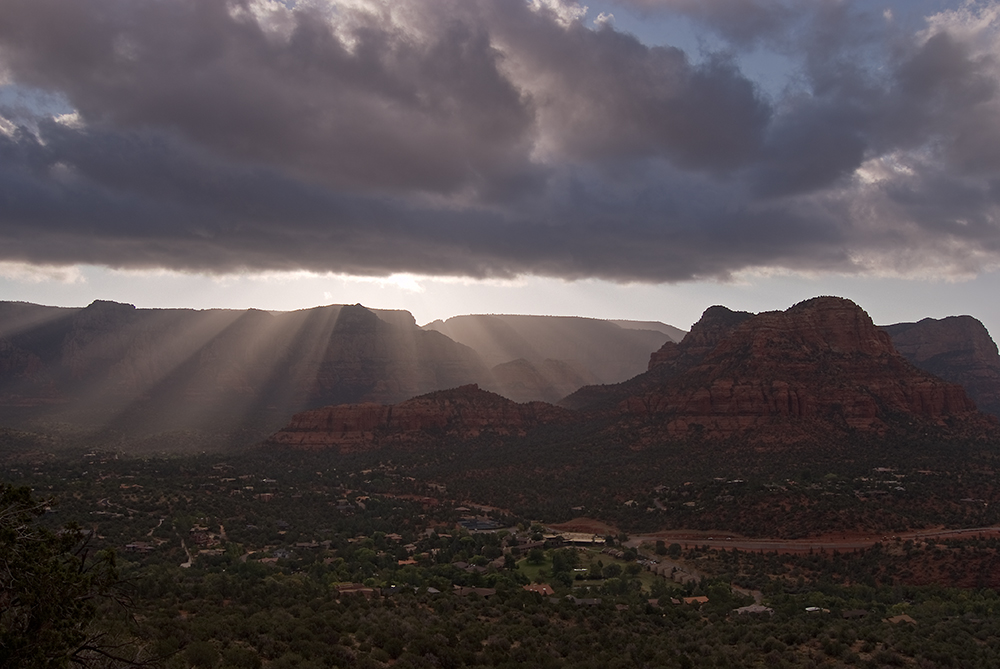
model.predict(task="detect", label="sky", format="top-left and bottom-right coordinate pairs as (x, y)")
top-left (1, 0), bottom-right (1000, 336)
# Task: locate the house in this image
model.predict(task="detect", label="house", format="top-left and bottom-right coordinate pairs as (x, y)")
top-left (523, 583), bottom-right (555, 596)
top-left (734, 604), bottom-right (773, 615)
top-left (458, 518), bottom-right (502, 531)
top-left (558, 532), bottom-right (604, 546)
top-left (683, 596), bottom-right (709, 606)
top-left (189, 527), bottom-right (212, 546)
top-left (198, 549), bottom-right (225, 557)
top-left (517, 540), bottom-right (547, 551)
top-left (885, 614), bottom-right (917, 625)
top-left (337, 583), bottom-right (376, 599)
top-left (673, 571), bottom-right (697, 585)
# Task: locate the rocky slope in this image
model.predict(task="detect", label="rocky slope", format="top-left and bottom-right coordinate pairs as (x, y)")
top-left (883, 316), bottom-right (1000, 418)
top-left (270, 384), bottom-right (574, 452)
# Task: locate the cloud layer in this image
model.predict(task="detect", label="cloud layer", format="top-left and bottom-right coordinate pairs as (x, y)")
top-left (0, 0), bottom-right (999, 282)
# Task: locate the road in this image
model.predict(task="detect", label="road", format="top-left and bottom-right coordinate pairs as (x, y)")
top-left (625, 525), bottom-right (1000, 554)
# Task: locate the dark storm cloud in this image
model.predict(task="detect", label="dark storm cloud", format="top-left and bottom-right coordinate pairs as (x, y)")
top-left (0, 0), bottom-right (537, 194)
top-left (0, 116), bottom-right (845, 280)
top-left (483, 3), bottom-right (772, 170)
top-left (0, 0), bottom-right (999, 281)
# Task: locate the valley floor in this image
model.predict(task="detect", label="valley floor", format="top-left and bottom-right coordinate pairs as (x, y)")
top-left (5, 445), bottom-right (1000, 667)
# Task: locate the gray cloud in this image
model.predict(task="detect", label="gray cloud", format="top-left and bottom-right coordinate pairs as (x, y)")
top-left (0, 0), bottom-right (999, 282)
top-left (612, 0), bottom-right (806, 46)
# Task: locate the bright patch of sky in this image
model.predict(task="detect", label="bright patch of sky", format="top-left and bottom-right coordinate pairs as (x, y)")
top-left (2, 265), bottom-right (998, 344)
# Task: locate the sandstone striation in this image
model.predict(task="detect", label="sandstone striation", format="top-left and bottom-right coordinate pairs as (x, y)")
top-left (883, 316), bottom-right (1000, 418)
top-left (270, 384), bottom-right (575, 452)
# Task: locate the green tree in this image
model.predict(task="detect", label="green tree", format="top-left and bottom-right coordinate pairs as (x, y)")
top-left (526, 548), bottom-right (546, 565)
top-left (0, 484), bottom-right (141, 667)
top-left (602, 564), bottom-right (622, 579)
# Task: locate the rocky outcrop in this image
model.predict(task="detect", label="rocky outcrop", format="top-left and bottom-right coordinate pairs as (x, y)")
top-left (562, 305), bottom-right (752, 412)
top-left (647, 305), bottom-right (752, 370)
top-left (883, 316), bottom-right (1000, 418)
top-left (271, 385), bottom-right (575, 452)
top-left (568, 297), bottom-right (993, 440)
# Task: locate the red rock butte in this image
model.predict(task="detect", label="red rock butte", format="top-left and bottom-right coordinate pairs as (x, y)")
top-left (271, 384), bottom-right (574, 452)
top-left (627, 296), bottom-right (991, 438)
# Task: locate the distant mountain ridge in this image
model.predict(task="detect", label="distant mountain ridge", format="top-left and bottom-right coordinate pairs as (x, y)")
top-left (423, 314), bottom-right (678, 384)
top-left (0, 300), bottom-right (683, 448)
top-left (4, 297), bottom-right (1000, 452)
top-left (0, 301), bottom-right (487, 444)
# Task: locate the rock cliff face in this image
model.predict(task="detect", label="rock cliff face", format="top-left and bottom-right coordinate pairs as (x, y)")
top-left (567, 297), bottom-right (993, 440)
top-left (882, 316), bottom-right (1000, 418)
top-left (647, 305), bottom-right (752, 370)
top-left (271, 385), bottom-right (574, 452)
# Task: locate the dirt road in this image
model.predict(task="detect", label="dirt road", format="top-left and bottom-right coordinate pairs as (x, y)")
top-left (626, 525), bottom-right (1000, 554)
